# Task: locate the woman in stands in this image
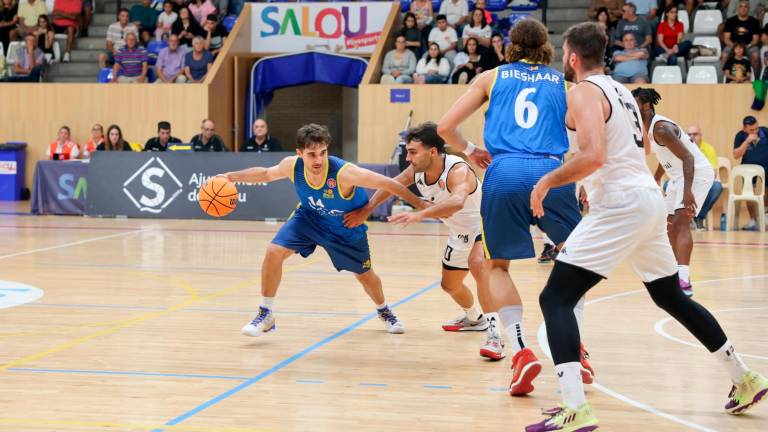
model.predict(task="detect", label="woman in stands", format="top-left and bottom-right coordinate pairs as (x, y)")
top-left (188, 0), bottom-right (215, 25)
top-left (34, 15), bottom-right (55, 63)
top-left (413, 42), bottom-right (450, 84)
top-left (481, 33), bottom-right (506, 70)
top-left (595, 7), bottom-right (614, 72)
top-left (172, 6), bottom-right (204, 47)
top-left (98, 125), bottom-right (132, 151)
top-left (381, 35), bottom-right (417, 84)
top-left (462, 7), bottom-right (491, 49)
top-left (451, 37), bottom-right (483, 84)
top-left (410, 0), bottom-right (433, 42)
top-left (655, 3), bottom-right (692, 66)
top-left (400, 12), bottom-right (423, 57)
top-left (83, 124), bottom-right (104, 158)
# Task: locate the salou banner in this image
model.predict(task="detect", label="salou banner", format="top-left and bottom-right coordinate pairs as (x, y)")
top-left (251, 2), bottom-right (390, 54)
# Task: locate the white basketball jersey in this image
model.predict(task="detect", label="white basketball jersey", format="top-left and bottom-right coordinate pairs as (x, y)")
top-left (577, 75), bottom-right (658, 201)
top-left (649, 114), bottom-right (713, 181)
top-left (414, 155), bottom-right (481, 234)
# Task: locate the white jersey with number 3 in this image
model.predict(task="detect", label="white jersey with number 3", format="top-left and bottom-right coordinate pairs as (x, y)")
top-left (649, 114), bottom-right (713, 181)
top-left (414, 154), bottom-right (481, 234)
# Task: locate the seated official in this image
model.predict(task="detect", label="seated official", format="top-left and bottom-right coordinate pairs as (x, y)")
top-left (190, 119), bottom-right (225, 151)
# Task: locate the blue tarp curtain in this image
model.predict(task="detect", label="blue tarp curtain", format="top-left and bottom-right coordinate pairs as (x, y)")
top-left (247, 51), bottom-right (368, 140)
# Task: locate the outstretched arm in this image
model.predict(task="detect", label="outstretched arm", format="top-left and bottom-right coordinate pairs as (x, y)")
top-left (653, 121), bottom-right (697, 215)
top-left (343, 166), bottom-right (416, 228)
top-left (437, 70), bottom-right (493, 168)
top-left (219, 156), bottom-right (296, 183)
top-left (339, 164), bottom-right (426, 210)
top-left (389, 163), bottom-right (475, 226)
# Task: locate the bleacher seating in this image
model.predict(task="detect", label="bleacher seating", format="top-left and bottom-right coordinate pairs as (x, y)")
top-left (686, 65), bottom-right (718, 83)
top-left (679, 9), bottom-right (690, 33)
top-left (652, 66), bottom-right (683, 84)
top-left (692, 9), bottom-right (722, 35)
top-left (692, 36), bottom-right (721, 65)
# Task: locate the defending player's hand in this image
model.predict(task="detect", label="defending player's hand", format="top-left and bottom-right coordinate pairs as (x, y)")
top-left (344, 207), bottom-right (371, 228)
top-left (531, 179), bottom-right (550, 218)
top-left (216, 173), bottom-right (233, 181)
top-left (683, 189), bottom-right (697, 217)
top-left (387, 211), bottom-right (424, 227)
top-left (469, 148), bottom-right (491, 169)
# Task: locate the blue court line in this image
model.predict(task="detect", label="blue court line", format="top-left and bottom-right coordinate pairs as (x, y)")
top-left (8, 367), bottom-right (249, 381)
top-left (27, 302), bottom-right (368, 317)
top-left (359, 383), bottom-right (388, 387)
top-left (0, 288), bottom-right (31, 292)
top-left (295, 379), bottom-right (324, 384)
top-left (152, 279), bottom-right (441, 432)
top-left (423, 385), bottom-right (452, 390)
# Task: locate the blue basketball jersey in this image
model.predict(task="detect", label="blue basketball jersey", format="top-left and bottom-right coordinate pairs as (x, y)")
top-left (483, 62), bottom-right (569, 158)
top-left (292, 155), bottom-right (369, 238)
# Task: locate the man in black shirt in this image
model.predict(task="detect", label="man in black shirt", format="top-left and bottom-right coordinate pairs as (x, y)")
top-left (191, 119), bottom-right (226, 152)
top-left (722, 0), bottom-right (761, 76)
top-left (241, 118), bottom-right (283, 152)
top-left (203, 14), bottom-right (229, 57)
top-left (144, 121), bottom-right (182, 151)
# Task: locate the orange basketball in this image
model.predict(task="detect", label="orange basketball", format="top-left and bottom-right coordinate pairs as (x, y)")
top-left (198, 177), bottom-right (238, 217)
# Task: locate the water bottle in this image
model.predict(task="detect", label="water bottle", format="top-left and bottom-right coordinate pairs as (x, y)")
top-left (720, 213), bottom-right (726, 231)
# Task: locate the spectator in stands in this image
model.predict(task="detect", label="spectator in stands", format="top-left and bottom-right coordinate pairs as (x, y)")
top-left (34, 15), bottom-right (55, 63)
top-left (439, 0), bottom-right (469, 35)
top-left (0, 0), bottom-right (18, 54)
top-left (9, 33), bottom-right (44, 81)
top-left (632, 0), bottom-right (658, 29)
top-left (613, 3), bottom-right (652, 51)
top-left (409, 0), bottom-right (433, 31)
top-left (156, 33), bottom-right (186, 83)
top-left (51, 0), bottom-right (82, 63)
top-left (173, 6), bottom-right (204, 47)
top-left (242, 118), bottom-right (283, 152)
top-left (588, 0), bottom-right (624, 24)
top-left (725, 0), bottom-right (764, 20)
top-left (15, 0), bottom-right (47, 39)
top-left (451, 36), bottom-right (482, 83)
top-left (155, 1), bottom-right (177, 41)
top-left (686, 124), bottom-right (724, 230)
top-left (595, 6), bottom-right (615, 32)
top-left (111, 32), bottom-right (149, 83)
top-left (83, 123), bottom-right (104, 158)
top-left (462, 7), bottom-right (491, 49)
top-left (611, 32), bottom-right (649, 83)
top-left (732, 115), bottom-right (768, 230)
top-left (472, 0), bottom-right (493, 27)
top-left (655, 4), bottom-right (692, 65)
top-left (400, 12), bottom-right (423, 57)
top-left (47, 126), bottom-right (80, 160)
top-left (597, 8), bottom-right (616, 71)
top-left (144, 121), bottom-right (181, 151)
top-left (170, 0), bottom-right (187, 13)
top-left (203, 14), bottom-right (227, 57)
top-left (99, 8), bottom-right (138, 68)
top-left (722, 1), bottom-right (761, 78)
top-left (724, 42), bottom-right (752, 82)
top-left (381, 35), bottom-right (417, 84)
top-left (98, 124), bottom-right (133, 151)
top-left (80, 0), bottom-right (91, 37)
top-left (189, 0), bottom-right (215, 25)
top-left (191, 119), bottom-right (225, 151)
top-left (184, 35), bottom-right (212, 82)
top-left (481, 32), bottom-right (506, 70)
top-left (413, 41), bottom-right (450, 84)
top-left (428, 14), bottom-right (458, 62)
top-left (130, 0), bottom-right (159, 46)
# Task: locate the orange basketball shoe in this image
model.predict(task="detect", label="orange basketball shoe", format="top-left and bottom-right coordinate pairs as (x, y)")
top-left (509, 347), bottom-right (542, 396)
top-left (580, 343), bottom-right (595, 385)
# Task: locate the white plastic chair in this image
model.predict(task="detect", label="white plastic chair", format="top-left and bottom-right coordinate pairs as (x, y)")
top-left (693, 9), bottom-right (722, 34)
top-left (5, 41), bottom-right (23, 78)
top-left (679, 9), bottom-right (690, 33)
top-left (726, 164), bottom-right (765, 231)
top-left (692, 36), bottom-right (721, 64)
top-left (652, 65), bottom-right (683, 83)
top-left (686, 65), bottom-right (718, 83)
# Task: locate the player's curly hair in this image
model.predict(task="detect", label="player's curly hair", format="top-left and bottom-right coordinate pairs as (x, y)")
top-left (296, 123), bottom-right (332, 149)
top-left (631, 87), bottom-right (662, 107)
top-left (506, 19), bottom-right (554, 65)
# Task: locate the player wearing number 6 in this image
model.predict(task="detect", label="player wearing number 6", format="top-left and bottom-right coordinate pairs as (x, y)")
top-left (437, 19), bottom-right (590, 396)
top-left (219, 124), bottom-right (427, 337)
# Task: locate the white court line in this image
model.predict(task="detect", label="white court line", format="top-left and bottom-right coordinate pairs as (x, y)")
top-left (536, 274), bottom-right (768, 431)
top-left (0, 229), bottom-right (146, 260)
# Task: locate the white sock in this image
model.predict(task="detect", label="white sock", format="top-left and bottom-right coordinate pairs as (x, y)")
top-left (261, 297), bottom-right (275, 310)
top-left (499, 305), bottom-right (526, 353)
top-left (376, 302), bottom-right (387, 311)
top-left (573, 297), bottom-right (585, 332)
top-left (485, 312), bottom-right (501, 337)
top-left (464, 302), bottom-right (483, 322)
top-left (678, 265), bottom-right (690, 283)
top-left (555, 362), bottom-right (587, 410)
top-left (714, 340), bottom-right (749, 384)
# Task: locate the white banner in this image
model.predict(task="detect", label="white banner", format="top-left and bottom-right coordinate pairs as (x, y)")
top-left (251, 2), bottom-right (391, 54)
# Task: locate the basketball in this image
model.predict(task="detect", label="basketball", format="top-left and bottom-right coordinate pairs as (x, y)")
top-left (198, 177), bottom-right (238, 217)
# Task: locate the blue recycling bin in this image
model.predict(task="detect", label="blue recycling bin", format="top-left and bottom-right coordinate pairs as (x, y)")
top-left (0, 142), bottom-right (27, 201)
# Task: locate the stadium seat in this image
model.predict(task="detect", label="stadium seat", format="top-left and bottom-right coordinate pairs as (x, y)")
top-left (485, 0), bottom-right (509, 12)
top-left (679, 9), bottom-right (690, 33)
top-left (686, 65), bottom-right (718, 83)
top-left (432, 0), bottom-right (442, 12)
top-left (509, 0), bottom-right (539, 11)
top-left (0, 42), bottom-right (4, 59)
top-left (692, 9), bottom-right (722, 34)
top-left (652, 65), bottom-right (683, 83)
top-left (400, 0), bottom-right (412, 12)
top-left (5, 41), bottom-right (22, 78)
top-left (507, 13), bottom-right (529, 28)
top-left (146, 40), bottom-right (167, 66)
top-left (147, 67), bottom-right (156, 83)
top-left (691, 36), bottom-right (721, 64)
top-left (223, 15), bottom-right (237, 32)
top-left (97, 67), bottom-right (113, 83)
top-left (727, 164), bottom-right (766, 231)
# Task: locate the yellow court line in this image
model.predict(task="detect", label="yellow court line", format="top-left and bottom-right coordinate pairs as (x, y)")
top-left (0, 417), bottom-right (271, 432)
top-left (0, 259), bottom-right (318, 371)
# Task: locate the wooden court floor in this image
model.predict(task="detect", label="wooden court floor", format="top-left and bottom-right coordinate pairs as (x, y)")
top-left (0, 212), bottom-right (766, 431)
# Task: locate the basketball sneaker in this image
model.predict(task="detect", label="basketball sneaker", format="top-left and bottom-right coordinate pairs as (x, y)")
top-left (538, 243), bottom-right (557, 264)
top-left (680, 279), bottom-right (693, 297)
top-left (725, 371), bottom-right (768, 415)
top-left (442, 315), bottom-right (489, 332)
top-left (525, 403), bottom-right (599, 432)
top-left (480, 333), bottom-right (505, 360)
top-left (509, 347), bottom-right (542, 396)
top-left (378, 307), bottom-right (405, 334)
top-left (241, 306), bottom-right (275, 337)
top-left (580, 343), bottom-right (595, 385)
